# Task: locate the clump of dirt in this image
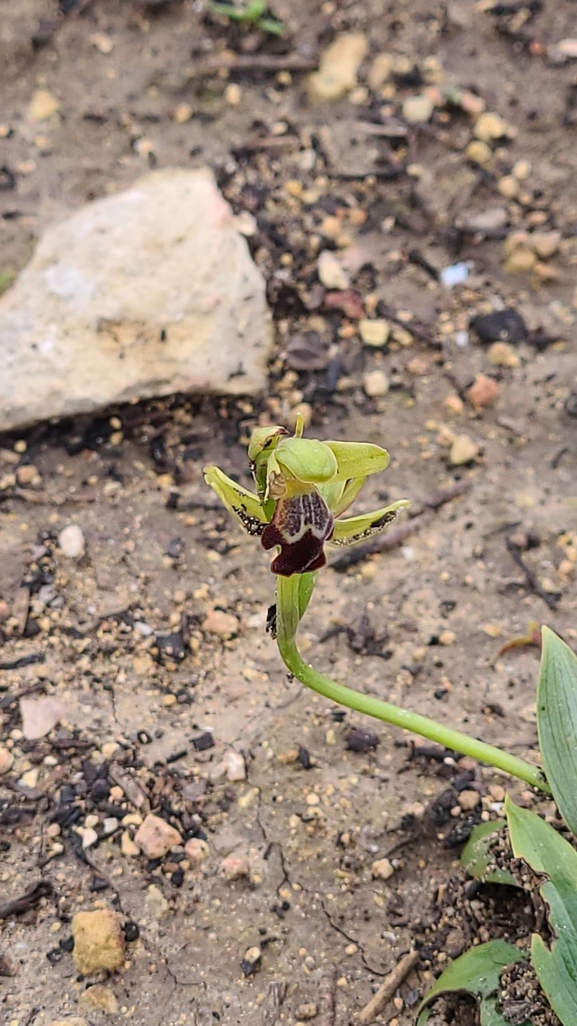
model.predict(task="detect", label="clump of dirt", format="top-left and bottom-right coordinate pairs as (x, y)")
top-left (500, 960), bottom-right (561, 1026)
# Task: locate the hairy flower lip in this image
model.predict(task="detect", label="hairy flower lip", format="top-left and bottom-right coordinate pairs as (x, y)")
top-left (261, 483), bottom-right (334, 577)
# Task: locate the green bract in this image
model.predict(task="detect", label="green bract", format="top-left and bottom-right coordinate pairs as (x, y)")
top-left (204, 414), bottom-right (409, 577)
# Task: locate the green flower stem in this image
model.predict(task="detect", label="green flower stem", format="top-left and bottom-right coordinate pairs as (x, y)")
top-left (276, 576), bottom-right (550, 794)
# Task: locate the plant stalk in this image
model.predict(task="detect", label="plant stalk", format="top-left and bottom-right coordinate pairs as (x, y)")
top-left (276, 576), bottom-right (550, 794)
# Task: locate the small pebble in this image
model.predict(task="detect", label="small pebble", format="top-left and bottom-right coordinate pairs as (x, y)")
top-left (308, 33), bottom-right (368, 103)
top-left (473, 111), bottom-right (512, 142)
top-left (20, 768), bottom-right (39, 788)
top-left (466, 140), bottom-right (492, 166)
top-left (121, 831), bottom-right (140, 857)
top-left (225, 750), bottom-right (246, 782)
top-left (403, 94), bottom-right (434, 124)
top-left (530, 230), bottom-right (561, 259)
top-left (359, 318), bottom-right (390, 348)
top-left (219, 855), bottom-right (250, 882)
top-left (296, 1003), bottom-right (319, 1021)
top-left (498, 175), bottom-right (519, 200)
top-left (449, 434), bottom-right (479, 466)
top-left (407, 357), bottom-right (428, 376)
top-left (487, 342), bottom-right (519, 368)
top-left (318, 250), bottom-right (350, 290)
top-left (440, 261), bottom-right (469, 287)
top-left (16, 464), bottom-right (41, 486)
top-left (371, 857), bottom-right (395, 880)
top-left (225, 83), bottom-right (242, 106)
top-left (173, 103), bottom-right (192, 124)
top-left (458, 789), bottom-right (480, 811)
top-left (368, 53), bottom-right (393, 89)
top-left (512, 159), bottom-right (531, 181)
top-left (470, 309), bottom-right (527, 345)
top-left (78, 984), bottom-right (118, 1015)
top-left (184, 838), bottom-right (209, 866)
top-left (134, 813), bottom-right (182, 859)
top-left (27, 89), bottom-right (60, 122)
top-left (58, 524), bottom-right (85, 559)
top-left (202, 608), bottom-right (239, 639)
top-left (439, 630), bottom-right (456, 646)
top-left (0, 748), bottom-right (14, 775)
top-left (82, 828), bottom-right (99, 849)
top-left (363, 370), bottom-right (389, 397)
top-left (444, 394), bottom-right (464, 416)
top-left (466, 374), bottom-right (499, 410)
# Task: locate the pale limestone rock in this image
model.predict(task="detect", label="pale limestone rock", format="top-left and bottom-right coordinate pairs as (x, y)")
top-left (0, 169), bottom-right (272, 432)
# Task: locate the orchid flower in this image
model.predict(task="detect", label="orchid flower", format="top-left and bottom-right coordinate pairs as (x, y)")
top-left (204, 414), bottom-right (409, 577)
top-left (202, 415), bottom-right (549, 796)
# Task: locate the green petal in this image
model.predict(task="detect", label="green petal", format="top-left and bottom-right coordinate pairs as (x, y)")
top-left (316, 477), bottom-right (367, 516)
top-left (204, 466), bottom-right (268, 535)
top-left (315, 479), bottom-right (346, 511)
top-left (275, 437), bottom-right (338, 484)
top-left (331, 500), bottom-right (410, 546)
top-left (331, 476), bottom-right (367, 516)
top-left (324, 441), bottom-right (389, 482)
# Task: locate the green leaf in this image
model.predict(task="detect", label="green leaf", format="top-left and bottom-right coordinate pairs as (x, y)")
top-left (506, 796), bottom-right (577, 1025)
top-left (416, 939), bottom-right (526, 1026)
top-left (324, 440), bottom-right (389, 481)
top-left (257, 15), bottom-right (284, 34)
top-left (537, 627), bottom-right (577, 836)
top-left (461, 820), bottom-right (519, 887)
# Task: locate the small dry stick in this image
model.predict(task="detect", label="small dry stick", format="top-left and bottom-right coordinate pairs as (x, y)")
top-left (187, 52), bottom-right (318, 79)
top-left (319, 964), bottom-right (338, 1026)
top-left (262, 980), bottom-right (288, 1026)
top-left (356, 949), bottom-right (419, 1025)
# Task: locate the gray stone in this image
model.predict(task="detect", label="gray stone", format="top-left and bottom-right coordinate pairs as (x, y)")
top-left (0, 169), bottom-right (272, 432)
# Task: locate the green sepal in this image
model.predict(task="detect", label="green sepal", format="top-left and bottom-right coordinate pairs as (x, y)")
top-left (324, 441), bottom-right (390, 482)
top-left (331, 500), bottom-right (409, 546)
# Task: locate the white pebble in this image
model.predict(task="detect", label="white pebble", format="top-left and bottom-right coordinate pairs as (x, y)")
top-left (58, 523), bottom-right (85, 558)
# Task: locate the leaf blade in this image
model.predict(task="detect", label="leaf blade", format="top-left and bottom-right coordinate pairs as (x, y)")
top-left (506, 796), bottom-right (577, 1026)
top-left (537, 627), bottom-right (577, 836)
top-left (416, 939), bottom-right (526, 1025)
top-left (461, 819), bottom-right (519, 887)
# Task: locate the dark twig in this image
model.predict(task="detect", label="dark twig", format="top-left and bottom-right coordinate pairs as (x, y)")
top-left (187, 53), bottom-right (318, 79)
top-left (0, 653), bottom-right (45, 671)
top-left (0, 681), bottom-right (47, 709)
top-left (330, 479), bottom-right (472, 572)
top-left (505, 537), bottom-right (559, 610)
top-left (0, 880), bottom-right (53, 919)
top-left (330, 512), bottom-right (432, 572)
